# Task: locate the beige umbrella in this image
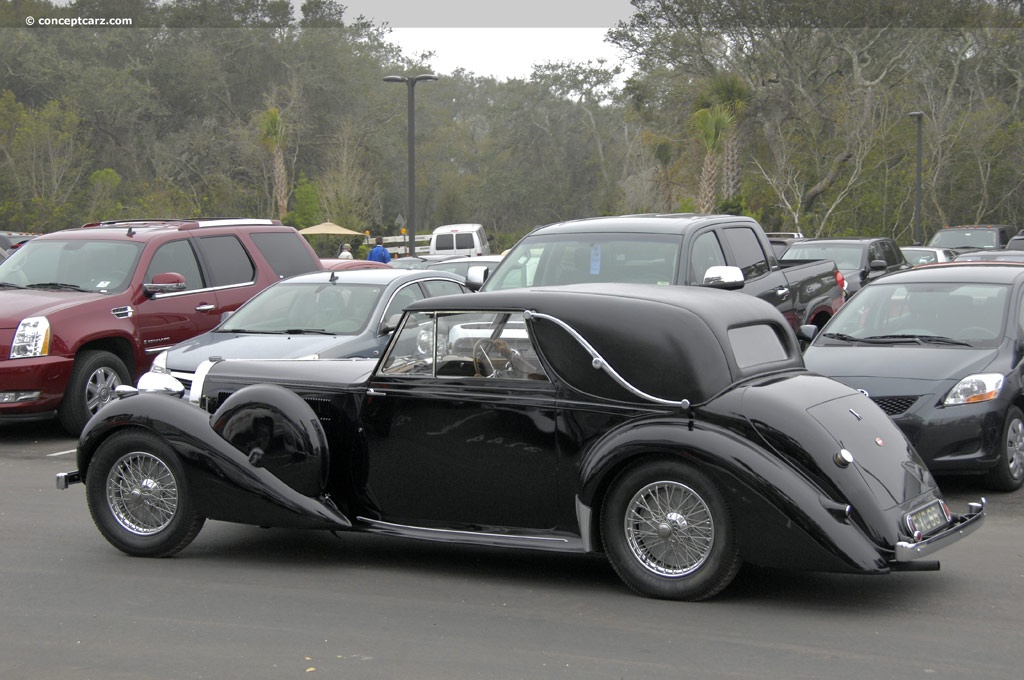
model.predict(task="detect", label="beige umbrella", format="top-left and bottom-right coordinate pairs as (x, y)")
top-left (299, 222), bottom-right (364, 236)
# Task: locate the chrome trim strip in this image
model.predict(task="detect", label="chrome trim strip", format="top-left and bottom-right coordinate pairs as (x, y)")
top-left (894, 499), bottom-right (986, 562)
top-left (144, 345), bottom-right (175, 355)
top-left (153, 281), bottom-right (256, 299)
top-left (356, 516), bottom-right (568, 543)
top-left (523, 310), bottom-right (690, 409)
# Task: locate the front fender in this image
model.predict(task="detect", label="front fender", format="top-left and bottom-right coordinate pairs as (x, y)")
top-left (578, 417), bottom-right (890, 574)
top-left (78, 392), bottom-right (351, 530)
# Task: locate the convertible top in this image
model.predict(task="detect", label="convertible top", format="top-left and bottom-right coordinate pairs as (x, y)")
top-left (405, 284), bottom-right (803, 404)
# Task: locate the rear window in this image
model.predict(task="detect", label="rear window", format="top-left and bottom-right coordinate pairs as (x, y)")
top-left (728, 324), bottom-right (789, 368)
top-left (250, 231), bottom-right (320, 278)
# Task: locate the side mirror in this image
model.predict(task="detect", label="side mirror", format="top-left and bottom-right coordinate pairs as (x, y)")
top-left (798, 324), bottom-right (820, 342)
top-left (702, 265), bottom-right (745, 290)
top-left (466, 265), bottom-right (488, 291)
top-left (143, 272), bottom-right (187, 297)
top-left (379, 313), bottom-right (403, 335)
top-left (869, 259), bottom-right (888, 271)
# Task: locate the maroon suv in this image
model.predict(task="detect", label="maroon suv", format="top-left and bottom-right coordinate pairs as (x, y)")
top-left (0, 218), bottom-right (322, 434)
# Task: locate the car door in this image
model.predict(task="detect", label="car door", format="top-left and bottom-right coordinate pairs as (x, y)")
top-left (718, 224), bottom-right (797, 324)
top-left (134, 238), bottom-right (221, 357)
top-left (362, 310), bottom-right (560, 530)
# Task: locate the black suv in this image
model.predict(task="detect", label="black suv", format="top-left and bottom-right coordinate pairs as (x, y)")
top-left (927, 224), bottom-right (1018, 252)
top-left (779, 236), bottom-right (911, 296)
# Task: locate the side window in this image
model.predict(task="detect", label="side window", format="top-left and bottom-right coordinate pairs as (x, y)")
top-left (721, 227), bottom-right (770, 279)
top-left (250, 232), bottom-right (319, 278)
top-left (145, 240), bottom-right (204, 290)
top-left (382, 283), bottom-right (426, 324)
top-left (868, 242), bottom-right (885, 264)
top-left (422, 279), bottom-right (467, 297)
top-left (688, 231), bottom-right (728, 284)
top-left (884, 241), bottom-right (902, 266)
top-left (196, 235), bottom-right (255, 287)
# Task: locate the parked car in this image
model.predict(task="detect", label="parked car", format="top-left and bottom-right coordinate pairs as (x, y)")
top-left (471, 213), bottom-right (845, 334)
top-left (954, 250), bottom-right (1024, 263)
top-left (141, 268), bottom-right (469, 396)
top-left (803, 262), bottom-right (1024, 491)
top-left (1004, 234), bottom-right (1024, 250)
top-left (0, 218), bottom-right (322, 434)
top-left (58, 284), bottom-right (984, 601)
top-left (390, 254), bottom-right (455, 270)
top-left (426, 254), bottom-right (504, 279)
top-left (0, 230), bottom-right (37, 251)
top-left (428, 223), bottom-right (493, 257)
top-left (320, 258), bottom-right (391, 271)
top-left (768, 236), bottom-right (804, 258)
top-left (926, 224), bottom-right (1018, 252)
top-left (901, 246), bottom-right (958, 266)
top-left (780, 236), bottom-right (911, 297)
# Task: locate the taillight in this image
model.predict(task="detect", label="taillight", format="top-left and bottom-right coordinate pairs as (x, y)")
top-left (835, 270), bottom-right (846, 292)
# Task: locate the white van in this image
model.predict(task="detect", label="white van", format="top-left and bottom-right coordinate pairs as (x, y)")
top-left (429, 223), bottom-right (492, 257)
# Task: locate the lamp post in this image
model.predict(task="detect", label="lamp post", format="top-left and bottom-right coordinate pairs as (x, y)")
top-left (909, 111), bottom-right (924, 245)
top-left (384, 73), bottom-right (438, 258)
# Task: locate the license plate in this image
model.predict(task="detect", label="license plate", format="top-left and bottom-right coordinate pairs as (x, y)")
top-left (907, 500), bottom-right (950, 536)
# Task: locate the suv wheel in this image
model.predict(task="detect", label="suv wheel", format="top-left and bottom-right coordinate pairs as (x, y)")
top-left (58, 350), bottom-right (130, 435)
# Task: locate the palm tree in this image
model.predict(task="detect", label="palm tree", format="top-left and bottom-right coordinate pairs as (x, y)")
top-left (258, 108), bottom-right (288, 220)
top-left (690, 105), bottom-right (734, 213)
top-left (697, 74), bottom-right (753, 203)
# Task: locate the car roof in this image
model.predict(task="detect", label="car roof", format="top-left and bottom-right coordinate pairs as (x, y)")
top-left (874, 261), bottom-right (1024, 284)
top-left (34, 218), bottom-right (292, 241)
top-left (427, 255), bottom-right (504, 265)
top-left (405, 283), bottom-right (802, 404)
top-left (789, 237), bottom-right (884, 244)
top-left (281, 268), bottom-right (464, 285)
top-left (527, 213), bottom-right (758, 236)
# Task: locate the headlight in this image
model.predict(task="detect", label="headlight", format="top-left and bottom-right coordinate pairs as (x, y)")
top-left (10, 317), bottom-right (50, 358)
top-left (944, 373), bottom-right (1003, 405)
top-left (149, 351), bottom-right (169, 374)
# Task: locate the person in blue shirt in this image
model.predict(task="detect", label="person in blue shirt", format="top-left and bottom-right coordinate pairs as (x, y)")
top-left (367, 236), bottom-right (391, 263)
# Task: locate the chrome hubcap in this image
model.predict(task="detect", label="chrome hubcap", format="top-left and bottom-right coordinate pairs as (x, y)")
top-left (106, 452), bottom-right (178, 535)
top-left (624, 481), bottom-right (714, 577)
top-left (86, 367), bottom-right (122, 414)
top-left (1007, 417), bottom-right (1024, 480)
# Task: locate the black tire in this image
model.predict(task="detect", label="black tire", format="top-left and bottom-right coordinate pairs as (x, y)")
top-left (986, 405), bottom-right (1024, 492)
top-left (58, 350), bottom-right (130, 435)
top-left (85, 429), bottom-right (205, 557)
top-left (601, 458), bottom-right (741, 601)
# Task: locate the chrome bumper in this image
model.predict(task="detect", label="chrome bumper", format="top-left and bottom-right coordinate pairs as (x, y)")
top-left (893, 499), bottom-right (986, 562)
top-left (55, 470), bottom-right (81, 490)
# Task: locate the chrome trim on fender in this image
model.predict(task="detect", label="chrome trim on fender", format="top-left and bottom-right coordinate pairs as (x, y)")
top-left (357, 516), bottom-right (568, 543)
top-left (893, 499), bottom-right (986, 562)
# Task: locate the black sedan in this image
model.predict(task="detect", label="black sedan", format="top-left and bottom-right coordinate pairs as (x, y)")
top-left (57, 285), bottom-right (984, 600)
top-left (804, 262), bottom-right (1024, 491)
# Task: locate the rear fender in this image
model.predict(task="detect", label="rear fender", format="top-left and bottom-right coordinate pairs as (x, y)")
top-left (578, 417), bottom-right (890, 574)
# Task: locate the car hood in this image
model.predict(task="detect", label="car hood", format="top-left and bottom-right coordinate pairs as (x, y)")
top-left (168, 332), bottom-right (364, 372)
top-left (0, 288), bottom-right (111, 327)
top-left (804, 345), bottom-right (998, 382)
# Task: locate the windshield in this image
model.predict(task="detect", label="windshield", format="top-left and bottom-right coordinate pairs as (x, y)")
top-left (821, 281), bottom-right (1009, 346)
top-left (483, 233), bottom-right (680, 290)
top-left (927, 229), bottom-right (1000, 249)
top-left (780, 243), bottom-right (864, 270)
top-left (221, 281), bottom-right (385, 335)
top-left (0, 239), bottom-right (143, 293)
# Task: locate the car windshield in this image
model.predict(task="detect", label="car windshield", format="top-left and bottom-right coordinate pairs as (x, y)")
top-left (821, 281), bottom-right (1009, 345)
top-left (780, 243), bottom-right (863, 270)
top-left (0, 239), bottom-right (143, 294)
top-left (484, 233), bottom-right (680, 290)
top-left (928, 229), bottom-right (1000, 249)
top-left (902, 248), bottom-right (940, 265)
top-left (220, 281), bottom-right (384, 335)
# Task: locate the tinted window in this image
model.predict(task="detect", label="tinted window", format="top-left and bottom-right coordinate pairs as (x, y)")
top-left (146, 240), bottom-right (204, 290)
top-left (729, 324), bottom-right (789, 367)
top-left (196, 235), bottom-right (255, 286)
top-left (250, 231), bottom-right (319, 278)
top-left (434, 234), bottom-right (455, 251)
top-left (455, 233), bottom-right (475, 249)
top-left (422, 279), bottom-right (467, 297)
top-left (688, 231), bottom-right (727, 284)
top-left (721, 227), bottom-right (769, 279)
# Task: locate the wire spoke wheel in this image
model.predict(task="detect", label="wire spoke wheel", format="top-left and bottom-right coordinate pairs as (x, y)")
top-left (624, 481), bottom-right (714, 577)
top-left (106, 451), bottom-right (179, 535)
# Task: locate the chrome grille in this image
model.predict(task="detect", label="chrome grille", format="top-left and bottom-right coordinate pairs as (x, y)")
top-left (870, 396), bottom-right (919, 416)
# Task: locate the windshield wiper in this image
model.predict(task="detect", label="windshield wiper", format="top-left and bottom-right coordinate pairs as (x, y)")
top-left (861, 333), bottom-right (971, 347)
top-left (26, 282), bottom-right (86, 292)
top-left (284, 328), bottom-right (334, 335)
top-left (820, 332), bottom-right (860, 343)
top-left (0, 282), bottom-right (25, 289)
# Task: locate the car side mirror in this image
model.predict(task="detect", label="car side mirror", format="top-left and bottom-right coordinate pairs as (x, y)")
top-left (702, 265), bottom-right (745, 290)
top-left (466, 265), bottom-right (488, 291)
top-left (798, 324), bottom-right (820, 342)
top-left (379, 313), bottom-right (403, 335)
top-left (869, 259), bottom-right (888, 271)
top-left (143, 272), bottom-right (187, 297)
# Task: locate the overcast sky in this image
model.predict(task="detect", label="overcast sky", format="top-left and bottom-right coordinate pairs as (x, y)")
top-left (340, 0), bottom-right (637, 81)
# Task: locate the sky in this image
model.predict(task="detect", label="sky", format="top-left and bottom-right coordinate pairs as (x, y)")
top-left (340, 0), bottom-right (637, 81)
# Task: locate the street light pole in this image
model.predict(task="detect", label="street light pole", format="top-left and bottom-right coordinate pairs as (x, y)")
top-left (909, 111), bottom-right (924, 245)
top-left (384, 74), bottom-right (438, 258)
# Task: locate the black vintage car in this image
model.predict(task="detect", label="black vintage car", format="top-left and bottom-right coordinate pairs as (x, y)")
top-left (57, 285), bottom-right (984, 600)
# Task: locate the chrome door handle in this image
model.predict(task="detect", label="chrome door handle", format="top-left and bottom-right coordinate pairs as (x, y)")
top-left (195, 303), bottom-right (215, 312)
